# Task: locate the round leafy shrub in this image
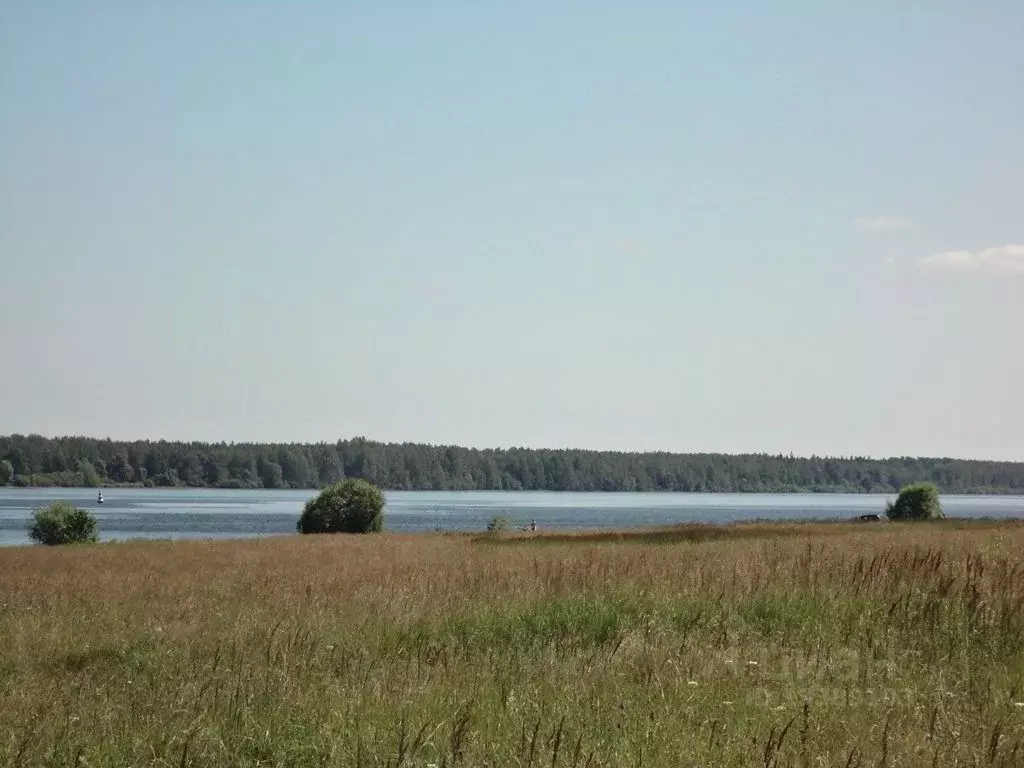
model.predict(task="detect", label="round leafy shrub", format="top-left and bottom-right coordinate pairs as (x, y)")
top-left (297, 479), bottom-right (384, 534)
top-left (885, 482), bottom-right (945, 521)
top-left (29, 502), bottom-right (99, 545)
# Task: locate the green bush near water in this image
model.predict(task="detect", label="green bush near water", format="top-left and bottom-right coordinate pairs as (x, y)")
top-left (886, 482), bottom-right (945, 521)
top-left (28, 502), bottom-right (99, 545)
top-left (297, 478), bottom-right (384, 534)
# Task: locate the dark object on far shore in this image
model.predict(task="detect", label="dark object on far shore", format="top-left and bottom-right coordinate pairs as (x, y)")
top-left (856, 513), bottom-right (882, 522)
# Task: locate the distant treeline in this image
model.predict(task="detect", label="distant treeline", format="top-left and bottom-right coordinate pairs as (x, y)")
top-left (1, 434), bottom-right (1022, 494)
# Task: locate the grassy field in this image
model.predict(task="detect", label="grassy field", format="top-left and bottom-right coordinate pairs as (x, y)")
top-left (2, 521), bottom-right (1024, 767)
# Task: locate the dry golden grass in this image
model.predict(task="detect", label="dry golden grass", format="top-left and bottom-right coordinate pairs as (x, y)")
top-left (2, 521), bottom-right (1024, 766)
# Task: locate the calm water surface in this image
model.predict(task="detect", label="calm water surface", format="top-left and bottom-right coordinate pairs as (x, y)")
top-left (2, 488), bottom-right (1024, 546)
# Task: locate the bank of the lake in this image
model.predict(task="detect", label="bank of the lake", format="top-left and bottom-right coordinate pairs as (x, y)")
top-left (4, 487), bottom-right (1024, 546)
top-left (5, 434), bottom-right (1024, 495)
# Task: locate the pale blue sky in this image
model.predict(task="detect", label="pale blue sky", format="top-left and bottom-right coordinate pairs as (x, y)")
top-left (1, 2), bottom-right (1022, 459)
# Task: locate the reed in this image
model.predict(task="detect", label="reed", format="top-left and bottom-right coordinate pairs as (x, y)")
top-left (2, 520), bottom-right (1023, 766)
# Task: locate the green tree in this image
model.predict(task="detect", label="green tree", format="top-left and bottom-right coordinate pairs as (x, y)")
top-left (203, 458), bottom-right (228, 486)
top-left (315, 448), bottom-right (345, 486)
top-left (886, 482), bottom-right (945, 521)
top-left (259, 460), bottom-right (284, 489)
top-left (297, 479), bottom-right (384, 534)
top-left (228, 455), bottom-right (258, 487)
top-left (78, 459), bottom-right (101, 487)
top-left (42, 446), bottom-right (69, 472)
top-left (4, 447), bottom-right (28, 476)
top-left (0, 459), bottom-right (13, 485)
top-left (279, 447), bottom-right (315, 487)
top-left (152, 469), bottom-right (181, 487)
top-left (178, 453), bottom-right (205, 486)
top-left (28, 502), bottom-right (99, 545)
top-left (145, 451), bottom-right (167, 479)
top-left (108, 453), bottom-right (135, 483)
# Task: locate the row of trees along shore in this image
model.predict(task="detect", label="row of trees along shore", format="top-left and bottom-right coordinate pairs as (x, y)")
top-left (1, 434), bottom-right (1022, 493)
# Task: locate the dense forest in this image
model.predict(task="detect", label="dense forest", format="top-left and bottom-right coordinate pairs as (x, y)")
top-left (1, 434), bottom-right (1022, 494)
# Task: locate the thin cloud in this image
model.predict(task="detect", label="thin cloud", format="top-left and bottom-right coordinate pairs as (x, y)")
top-left (856, 216), bottom-right (911, 232)
top-left (918, 244), bottom-right (1024, 275)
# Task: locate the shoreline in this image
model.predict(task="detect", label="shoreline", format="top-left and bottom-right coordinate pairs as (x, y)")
top-left (4, 516), bottom-right (1024, 551)
top-left (4, 484), bottom-right (1024, 496)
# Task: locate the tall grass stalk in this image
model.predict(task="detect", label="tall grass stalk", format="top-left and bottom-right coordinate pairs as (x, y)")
top-left (1, 521), bottom-right (1023, 765)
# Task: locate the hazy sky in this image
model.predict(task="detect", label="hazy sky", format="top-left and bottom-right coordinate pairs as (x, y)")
top-left (1, 2), bottom-right (1022, 460)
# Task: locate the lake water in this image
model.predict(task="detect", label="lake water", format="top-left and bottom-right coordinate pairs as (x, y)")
top-left (2, 488), bottom-right (1024, 547)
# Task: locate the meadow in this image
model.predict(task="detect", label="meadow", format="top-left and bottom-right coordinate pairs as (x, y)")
top-left (2, 521), bottom-right (1023, 767)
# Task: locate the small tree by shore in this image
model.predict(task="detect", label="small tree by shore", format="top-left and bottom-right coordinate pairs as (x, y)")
top-left (29, 502), bottom-right (99, 545)
top-left (78, 459), bottom-right (101, 488)
top-left (886, 482), bottom-right (945, 521)
top-left (297, 479), bottom-right (384, 534)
